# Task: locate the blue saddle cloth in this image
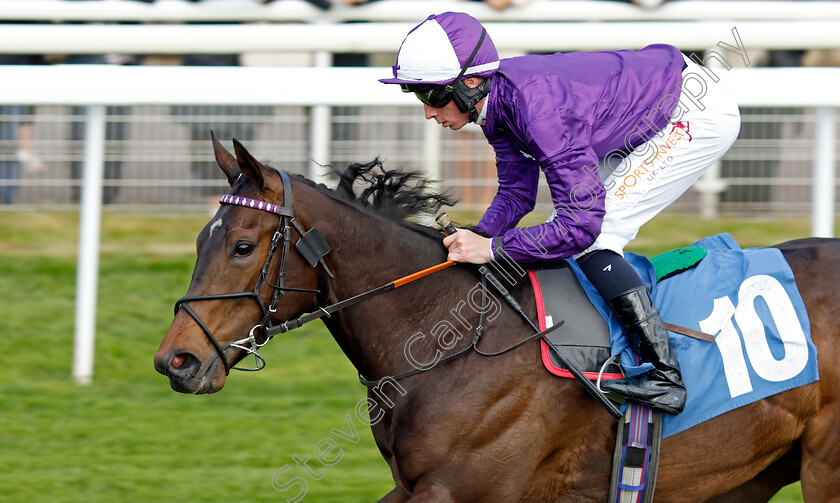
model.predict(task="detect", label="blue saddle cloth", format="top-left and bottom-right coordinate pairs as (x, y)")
top-left (567, 233), bottom-right (819, 438)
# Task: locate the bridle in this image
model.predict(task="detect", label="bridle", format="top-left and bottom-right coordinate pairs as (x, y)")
top-left (169, 171), bottom-right (599, 408)
top-left (173, 171), bottom-right (333, 374)
top-left (169, 170), bottom-right (560, 382)
top-left (171, 169), bottom-right (622, 419)
top-left (169, 170), bottom-right (542, 382)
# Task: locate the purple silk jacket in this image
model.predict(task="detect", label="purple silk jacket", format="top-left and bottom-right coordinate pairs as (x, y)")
top-left (476, 44), bottom-right (685, 262)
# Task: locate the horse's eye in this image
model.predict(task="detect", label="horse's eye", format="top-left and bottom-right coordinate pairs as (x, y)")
top-left (234, 242), bottom-right (254, 257)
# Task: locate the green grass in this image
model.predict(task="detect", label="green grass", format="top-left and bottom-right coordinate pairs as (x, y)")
top-left (0, 211), bottom-right (810, 502)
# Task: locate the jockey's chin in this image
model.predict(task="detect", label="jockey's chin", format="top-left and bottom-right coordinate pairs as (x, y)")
top-left (424, 101), bottom-right (471, 131)
top-left (444, 119), bottom-right (470, 130)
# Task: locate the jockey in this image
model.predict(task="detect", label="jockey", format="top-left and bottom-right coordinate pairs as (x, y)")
top-left (380, 11), bottom-right (742, 415)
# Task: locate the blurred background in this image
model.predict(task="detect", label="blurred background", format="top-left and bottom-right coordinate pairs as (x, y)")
top-left (1, 0), bottom-right (837, 501)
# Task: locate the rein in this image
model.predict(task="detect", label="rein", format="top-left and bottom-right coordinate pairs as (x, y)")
top-left (173, 173), bottom-right (621, 420)
top-left (173, 173), bottom-right (557, 381)
top-left (264, 260), bottom-right (456, 337)
top-left (357, 275), bottom-right (564, 387)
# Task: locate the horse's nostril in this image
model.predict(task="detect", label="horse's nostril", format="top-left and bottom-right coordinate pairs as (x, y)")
top-left (171, 354), bottom-right (186, 367)
top-left (167, 352), bottom-right (201, 379)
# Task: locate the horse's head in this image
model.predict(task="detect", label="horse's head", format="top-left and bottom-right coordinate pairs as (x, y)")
top-left (154, 133), bottom-right (324, 393)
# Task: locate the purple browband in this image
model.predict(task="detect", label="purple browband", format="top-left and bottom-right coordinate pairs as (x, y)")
top-left (219, 194), bottom-right (283, 215)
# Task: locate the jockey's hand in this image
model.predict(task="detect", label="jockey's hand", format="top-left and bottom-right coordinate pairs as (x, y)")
top-left (443, 228), bottom-right (493, 264)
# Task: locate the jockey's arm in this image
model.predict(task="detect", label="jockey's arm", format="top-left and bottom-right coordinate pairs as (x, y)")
top-left (483, 115), bottom-right (606, 263)
top-left (475, 137), bottom-right (540, 238)
top-left (447, 140), bottom-right (539, 265)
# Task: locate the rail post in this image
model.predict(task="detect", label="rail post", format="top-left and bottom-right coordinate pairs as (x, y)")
top-left (72, 105), bottom-right (106, 385)
top-left (812, 107), bottom-right (835, 238)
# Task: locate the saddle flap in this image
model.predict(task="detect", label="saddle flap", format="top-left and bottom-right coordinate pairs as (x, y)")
top-left (530, 266), bottom-right (622, 379)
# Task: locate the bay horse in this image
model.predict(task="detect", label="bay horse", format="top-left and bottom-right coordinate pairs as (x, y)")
top-left (154, 136), bottom-right (840, 502)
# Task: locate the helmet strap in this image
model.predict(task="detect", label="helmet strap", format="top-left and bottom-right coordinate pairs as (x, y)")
top-left (443, 27), bottom-right (492, 123)
top-left (451, 77), bottom-right (492, 123)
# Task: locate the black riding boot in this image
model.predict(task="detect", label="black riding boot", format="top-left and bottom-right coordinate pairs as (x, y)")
top-left (600, 286), bottom-right (686, 415)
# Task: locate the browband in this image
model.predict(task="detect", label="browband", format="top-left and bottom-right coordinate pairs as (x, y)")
top-left (218, 170), bottom-right (295, 217)
top-left (219, 194), bottom-right (288, 215)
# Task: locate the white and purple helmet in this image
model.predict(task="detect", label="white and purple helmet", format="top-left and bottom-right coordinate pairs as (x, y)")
top-left (380, 12), bottom-right (500, 86)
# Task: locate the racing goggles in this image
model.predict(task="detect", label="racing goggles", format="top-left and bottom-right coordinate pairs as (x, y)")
top-left (400, 83), bottom-right (454, 108)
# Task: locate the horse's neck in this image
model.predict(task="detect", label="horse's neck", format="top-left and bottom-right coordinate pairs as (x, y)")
top-left (330, 217), bottom-right (446, 293)
top-left (306, 193), bottom-right (468, 379)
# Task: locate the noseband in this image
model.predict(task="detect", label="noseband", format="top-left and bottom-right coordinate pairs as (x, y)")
top-left (173, 171), bottom-right (333, 374)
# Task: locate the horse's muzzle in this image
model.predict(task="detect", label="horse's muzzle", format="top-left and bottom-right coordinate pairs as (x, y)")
top-left (154, 350), bottom-right (224, 394)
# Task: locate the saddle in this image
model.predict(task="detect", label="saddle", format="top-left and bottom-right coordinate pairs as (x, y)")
top-left (528, 246), bottom-right (708, 382)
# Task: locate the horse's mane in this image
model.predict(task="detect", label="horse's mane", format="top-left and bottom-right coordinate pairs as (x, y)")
top-left (288, 159), bottom-right (457, 240)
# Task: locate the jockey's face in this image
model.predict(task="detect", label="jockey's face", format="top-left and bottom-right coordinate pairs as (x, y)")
top-left (423, 99), bottom-right (471, 130)
top-left (420, 77), bottom-right (485, 131)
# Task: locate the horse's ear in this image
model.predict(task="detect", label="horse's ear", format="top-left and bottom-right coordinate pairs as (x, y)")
top-left (211, 130), bottom-right (240, 186)
top-left (232, 138), bottom-right (266, 190)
